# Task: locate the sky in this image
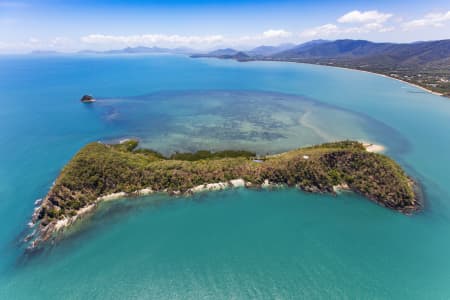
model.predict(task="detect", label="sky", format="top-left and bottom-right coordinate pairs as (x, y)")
top-left (0, 0), bottom-right (449, 53)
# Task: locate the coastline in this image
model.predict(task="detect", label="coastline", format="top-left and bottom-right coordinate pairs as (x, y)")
top-left (227, 57), bottom-right (446, 97)
top-left (26, 140), bottom-right (419, 250)
top-left (267, 141), bottom-right (385, 157)
top-left (25, 142), bottom-right (385, 247)
top-left (30, 173), bottom-right (362, 249)
top-left (323, 65), bottom-right (444, 97)
top-left (27, 178), bottom-right (251, 248)
top-left (362, 142), bottom-right (385, 153)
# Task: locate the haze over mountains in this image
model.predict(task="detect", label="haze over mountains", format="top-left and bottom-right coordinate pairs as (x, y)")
top-left (197, 39), bottom-right (450, 66)
top-left (76, 46), bottom-right (194, 55)
top-left (272, 39), bottom-right (450, 66)
top-left (32, 38), bottom-right (450, 66)
top-left (30, 39), bottom-right (450, 96)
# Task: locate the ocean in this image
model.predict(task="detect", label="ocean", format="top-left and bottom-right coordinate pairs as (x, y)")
top-left (0, 54), bottom-right (449, 299)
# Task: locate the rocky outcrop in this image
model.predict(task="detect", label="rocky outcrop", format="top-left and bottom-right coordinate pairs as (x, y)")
top-left (25, 140), bottom-right (421, 250)
top-left (80, 95), bottom-right (95, 103)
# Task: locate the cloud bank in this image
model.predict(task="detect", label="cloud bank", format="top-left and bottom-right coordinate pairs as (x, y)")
top-left (79, 30), bottom-right (292, 49)
top-left (1, 9), bottom-right (449, 53)
top-left (262, 29), bottom-right (292, 38)
top-left (301, 10), bottom-right (395, 38)
top-left (403, 11), bottom-right (450, 29)
top-left (338, 10), bottom-right (393, 24)
top-left (81, 34), bottom-right (225, 46)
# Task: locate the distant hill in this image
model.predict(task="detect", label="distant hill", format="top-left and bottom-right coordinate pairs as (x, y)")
top-left (105, 46), bottom-right (171, 54)
top-left (276, 39), bottom-right (329, 55)
top-left (270, 39), bottom-right (450, 96)
top-left (30, 50), bottom-right (62, 55)
top-left (227, 51), bottom-right (251, 60)
top-left (191, 44), bottom-right (295, 59)
top-left (246, 43), bottom-right (295, 56)
top-left (273, 39), bottom-right (450, 66)
top-left (275, 39), bottom-right (391, 58)
top-left (207, 48), bottom-right (239, 56)
top-left (191, 39), bottom-right (450, 96)
top-left (190, 48), bottom-right (250, 60)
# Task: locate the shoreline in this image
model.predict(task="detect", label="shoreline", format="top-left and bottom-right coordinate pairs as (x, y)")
top-left (26, 176), bottom-right (356, 249)
top-left (323, 65), bottom-right (444, 97)
top-left (228, 57), bottom-right (446, 97)
top-left (26, 140), bottom-right (418, 250)
top-left (362, 142), bottom-right (385, 153)
top-left (24, 140), bottom-right (383, 249)
top-left (26, 178), bottom-right (262, 249)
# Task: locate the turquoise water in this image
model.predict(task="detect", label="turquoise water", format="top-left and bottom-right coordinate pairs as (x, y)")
top-left (1, 54), bottom-right (450, 299)
top-left (94, 90), bottom-right (403, 155)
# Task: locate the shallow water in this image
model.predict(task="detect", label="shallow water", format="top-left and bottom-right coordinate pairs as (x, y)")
top-left (94, 89), bottom-right (399, 155)
top-left (0, 54), bottom-right (450, 299)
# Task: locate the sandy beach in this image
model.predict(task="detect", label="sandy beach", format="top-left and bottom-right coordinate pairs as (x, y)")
top-left (251, 59), bottom-right (445, 97)
top-left (301, 63), bottom-right (444, 97)
top-left (362, 142), bottom-right (385, 153)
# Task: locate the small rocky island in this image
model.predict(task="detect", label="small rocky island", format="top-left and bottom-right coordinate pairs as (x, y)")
top-left (27, 140), bottom-right (420, 249)
top-left (80, 94), bottom-right (95, 103)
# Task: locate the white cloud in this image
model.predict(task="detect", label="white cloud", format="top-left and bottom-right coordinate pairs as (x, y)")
top-left (80, 31), bottom-right (293, 49)
top-left (238, 29), bottom-right (292, 43)
top-left (0, 40), bottom-right (34, 52)
top-left (301, 22), bottom-right (394, 38)
top-left (301, 24), bottom-right (339, 38)
top-left (4, 32), bottom-right (287, 53)
top-left (378, 26), bottom-right (395, 33)
top-left (301, 10), bottom-right (395, 38)
top-left (0, 36), bottom-right (76, 53)
top-left (402, 11), bottom-right (450, 30)
top-left (80, 34), bottom-right (225, 46)
top-left (262, 29), bottom-right (292, 38)
top-left (338, 10), bottom-right (393, 24)
top-left (50, 37), bottom-right (74, 47)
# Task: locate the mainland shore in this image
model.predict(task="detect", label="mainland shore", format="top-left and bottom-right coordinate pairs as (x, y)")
top-left (215, 56), bottom-right (446, 97)
top-left (322, 65), bottom-right (444, 97)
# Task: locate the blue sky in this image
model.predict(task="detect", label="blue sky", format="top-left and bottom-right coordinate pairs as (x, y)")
top-left (0, 0), bottom-right (449, 53)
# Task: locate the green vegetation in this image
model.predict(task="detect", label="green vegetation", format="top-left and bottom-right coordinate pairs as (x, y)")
top-left (169, 149), bottom-right (255, 161)
top-left (112, 140), bottom-right (255, 161)
top-left (32, 140), bottom-right (419, 245)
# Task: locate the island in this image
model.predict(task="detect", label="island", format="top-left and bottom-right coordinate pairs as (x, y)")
top-left (26, 140), bottom-right (420, 249)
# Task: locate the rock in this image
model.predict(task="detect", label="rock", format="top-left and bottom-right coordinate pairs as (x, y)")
top-left (80, 94), bottom-right (95, 103)
top-left (261, 179), bottom-right (270, 188)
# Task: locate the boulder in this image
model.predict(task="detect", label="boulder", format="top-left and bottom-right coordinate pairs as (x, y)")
top-left (80, 95), bottom-right (95, 103)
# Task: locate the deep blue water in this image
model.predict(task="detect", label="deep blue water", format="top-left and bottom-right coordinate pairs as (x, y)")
top-left (1, 54), bottom-right (450, 299)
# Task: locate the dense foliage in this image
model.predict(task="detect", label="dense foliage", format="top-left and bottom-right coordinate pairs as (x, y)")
top-left (36, 140), bottom-right (419, 228)
top-left (169, 150), bottom-right (255, 161)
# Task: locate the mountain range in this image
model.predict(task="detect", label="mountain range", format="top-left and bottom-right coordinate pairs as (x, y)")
top-left (193, 39), bottom-right (450, 96)
top-left (30, 39), bottom-right (450, 96)
top-left (271, 39), bottom-right (450, 66)
top-left (197, 39), bottom-right (450, 66)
